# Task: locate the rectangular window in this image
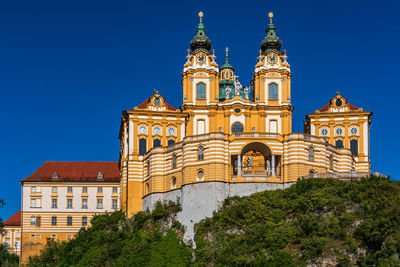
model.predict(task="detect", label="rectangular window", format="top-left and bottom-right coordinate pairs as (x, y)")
top-left (97, 199), bottom-right (103, 209)
top-left (97, 187), bottom-right (102, 193)
top-left (139, 138), bottom-right (147, 156)
top-left (67, 187), bottom-right (73, 193)
top-left (31, 186), bottom-right (36, 193)
top-left (197, 120), bottom-right (205, 135)
top-left (82, 199), bottom-right (88, 209)
top-left (113, 187), bottom-right (118, 193)
top-left (82, 217), bottom-right (87, 226)
top-left (82, 186), bottom-right (87, 193)
top-left (52, 199), bottom-right (57, 208)
top-left (52, 186), bottom-right (57, 193)
top-left (15, 232), bottom-right (20, 238)
top-left (67, 199), bottom-right (73, 209)
top-left (30, 199), bottom-right (36, 208)
top-left (270, 120), bottom-right (277, 133)
top-left (52, 216), bottom-right (57, 226)
top-left (51, 234), bottom-right (57, 239)
top-left (196, 82), bottom-right (206, 99)
top-left (67, 217), bottom-right (72, 226)
top-left (112, 199), bottom-right (118, 209)
top-left (350, 139), bottom-right (358, 156)
top-left (36, 217), bottom-right (41, 227)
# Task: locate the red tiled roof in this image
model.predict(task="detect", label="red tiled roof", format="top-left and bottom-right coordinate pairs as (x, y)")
top-left (136, 97), bottom-right (177, 111)
top-left (319, 103), bottom-right (330, 112)
top-left (348, 103), bottom-right (359, 110)
top-left (21, 162), bottom-right (120, 183)
top-left (137, 98), bottom-right (150, 109)
top-left (4, 210), bottom-right (21, 226)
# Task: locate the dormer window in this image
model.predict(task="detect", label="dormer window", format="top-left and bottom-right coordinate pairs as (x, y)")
top-left (52, 172), bottom-right (59, 179)
top-left (97, 172), bottom-right (104, 180)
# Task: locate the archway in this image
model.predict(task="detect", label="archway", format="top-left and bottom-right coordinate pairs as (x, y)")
top-left (232, 142), bottom-right (280, 177)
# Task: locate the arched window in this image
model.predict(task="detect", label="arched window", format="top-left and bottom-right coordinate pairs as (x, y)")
top-left (172, 177), bottom-right (176, 186)
top-left (335, 140), bottom-right (344, 148)
top-left (197, 82), bottom-right (206, 99)
top-left (153, 139), bottom-right (161, 148)
top-left (268, 83), bottom-right (278, 100)
top-left (309, 147), bottom-right (314, 161)
top-left (172, 154), bottom-right (177, 169)
top-left (231, 122), bottom-right (244, 133)
top-left (329, 155), bottom-right (333, 169)
top-left (197, 146), bottom-right (204, 161)
top-left (139, 138), bottom-right (147, 155)
top-left (350, 139), bottom-right (358, 156)
top-left (168, 139), bottom-right (175, 146)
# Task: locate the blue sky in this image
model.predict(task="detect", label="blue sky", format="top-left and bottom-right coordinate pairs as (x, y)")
top-left (0, 0), bottom-right (398, 219)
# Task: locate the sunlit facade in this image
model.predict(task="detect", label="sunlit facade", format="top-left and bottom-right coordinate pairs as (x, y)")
top-left (119, 12), bottom-right (372, 217)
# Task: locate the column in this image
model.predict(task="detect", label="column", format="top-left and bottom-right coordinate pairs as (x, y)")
top-left (277, 156), bottom-right (281, 176)
top-left (271, 155), bottom-right (276, 176)
top-left (237, 154), bottom-right (242, 176)
top-left (128, 120), bottom-right (134, 158)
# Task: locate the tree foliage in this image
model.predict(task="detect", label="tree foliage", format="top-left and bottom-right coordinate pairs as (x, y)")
top-left (28, 201), bottom-right (191, 266)
top-left (195, 176), bottom-right (400, 266)
top-left (28, 177), bottom-right (400, 266)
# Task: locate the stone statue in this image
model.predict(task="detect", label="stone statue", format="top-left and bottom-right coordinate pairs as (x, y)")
top-left (233, 75), bottom-right (242, 96)
top-left (266, 159), bottom-right (271, 175)
top-left (244, 86), bottom-right (250, 100)
top-left (247, 156), bottom-right (253, 167)
top-left (225, 86), bottom-right (232, 100)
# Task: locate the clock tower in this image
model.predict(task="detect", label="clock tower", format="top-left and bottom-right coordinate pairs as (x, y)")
top-left (182, 12), bottom-right (219, 107)
top-left (252, 12), bottom-right (293, 134)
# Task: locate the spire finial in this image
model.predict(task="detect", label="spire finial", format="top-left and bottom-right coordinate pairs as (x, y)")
top-left (198, 11), bottom-right (203, 23)
top-left (225, 46), bottom-right (229, 61)
top-left (268, 12), bottom-right (274, 24)
top-left (154, 88), bottom-right (159, 94)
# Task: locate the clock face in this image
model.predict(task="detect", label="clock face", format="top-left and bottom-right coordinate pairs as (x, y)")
top-left (196, 53), bottom-right (206, 65)
top-left (267, 54), bottom-right (278, 65)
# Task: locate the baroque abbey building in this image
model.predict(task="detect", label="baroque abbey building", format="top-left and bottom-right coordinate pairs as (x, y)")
top-left (2, 12), bottom-right (373, 261)
top-left (118, 12), bottom-right (372, 239)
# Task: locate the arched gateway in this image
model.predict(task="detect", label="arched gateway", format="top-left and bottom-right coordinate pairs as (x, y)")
top-left (232, 142), bottom-right (281, 178)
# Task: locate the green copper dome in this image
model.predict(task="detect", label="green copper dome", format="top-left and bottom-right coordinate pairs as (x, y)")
top-left (190, 12), bottom-right (212, 52)
top-left (220, 47), bottom-right (234, 70)
top-left (220, 61), bottom-right (233, 70)
top-left (260, 12), bottom-right (282, 52)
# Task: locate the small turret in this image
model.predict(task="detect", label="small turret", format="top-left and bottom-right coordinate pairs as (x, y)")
top-left (219, 47), bottom-right (235, 101)
top-left (260, 12), bottom-right (282, 52)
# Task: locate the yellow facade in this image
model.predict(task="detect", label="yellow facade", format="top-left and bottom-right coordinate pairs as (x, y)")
top-left (119, 13), bottom-right (373, 216)
top-left (1, 226), bottom-right (21, 255)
